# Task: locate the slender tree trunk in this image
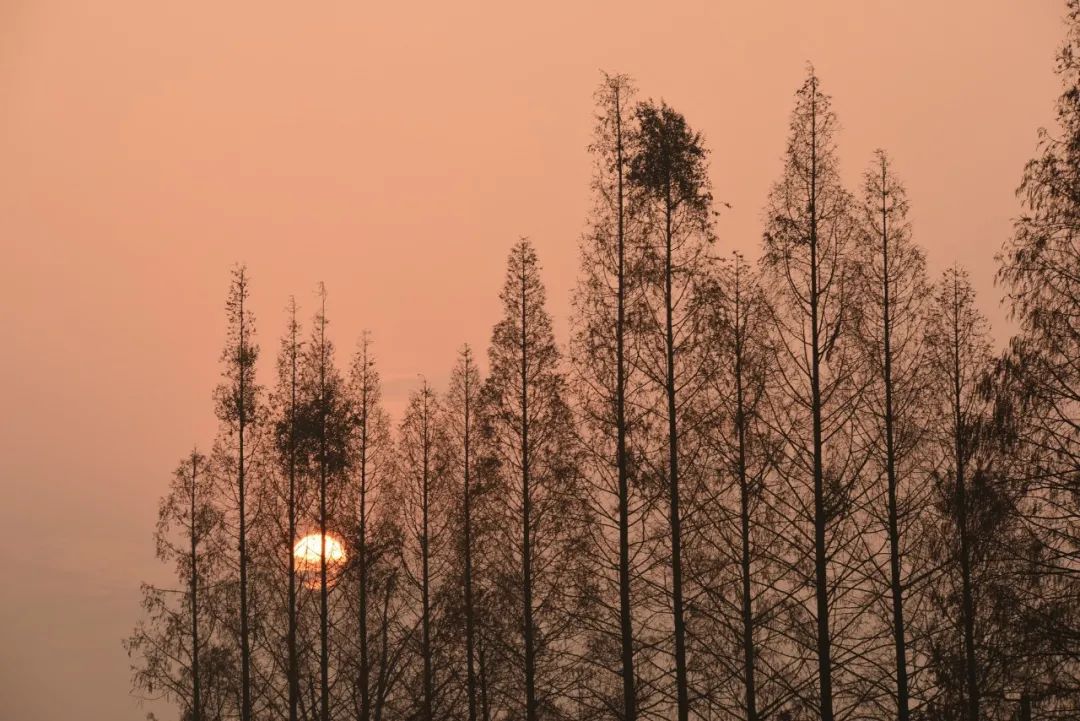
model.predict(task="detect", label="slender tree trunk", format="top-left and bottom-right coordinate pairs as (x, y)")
top-left (421, 394), bottom-right (435, 721)
top-left (613, 81), bottom-right (637, 721)
top-left (319, 308), bottom-right (331, 721)
top-left (808, 87), bottom-right (836, 721)
top-left (520, 260), bottom-right (540, 721)
top-left (358, 398), bottom-right (370, 721)
top-left (190, 453), bottom-right (202, 721)
top-left (878, 163), bottom-right (911, 721)
top-left (663, 186), bottom-right (689, 721)
top-left (373, 581), bottom-right (392, 721)
top-left (239, 291), bottom-right (252, 721)
top-left (1019, 694), bottom-right (1031, 721)
top-left (733, 268), bottom-right (758, 721)
top-left (288, 310), bottom-right (300, 721)
top-left (951, 277), bottom-right (980, 721)
top-left (478, 632), bottom-right (492, 721)
top-left (520, 262), bottom-right (539, 721)
top-left (462, 353), bottom-right (479, 721)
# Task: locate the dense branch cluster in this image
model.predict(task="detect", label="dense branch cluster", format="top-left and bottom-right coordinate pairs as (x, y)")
top-left (129, 9), bottom-right (1080, 720)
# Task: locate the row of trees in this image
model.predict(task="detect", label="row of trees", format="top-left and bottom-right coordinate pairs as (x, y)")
top-left (129, 8), bottom-right (1080, 721)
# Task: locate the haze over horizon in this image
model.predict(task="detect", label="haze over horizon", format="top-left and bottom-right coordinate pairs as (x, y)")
top-left (0, 2), bottom-right (1068, 719)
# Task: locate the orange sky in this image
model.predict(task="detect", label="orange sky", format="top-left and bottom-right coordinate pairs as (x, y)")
top-left (0, 2), bottom-right (1066, 719)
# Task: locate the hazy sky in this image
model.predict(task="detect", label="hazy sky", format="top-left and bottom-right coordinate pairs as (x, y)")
top-left (0, 1), bottom-right (1067, 719)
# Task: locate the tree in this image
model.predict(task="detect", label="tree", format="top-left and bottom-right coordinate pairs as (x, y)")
top-left (625, 98), bottom-right (714, 721)
top-left (998, 1), bottom-right (1080, 707)
top-left (346, 332), bottom-right (395, 721)
top-left (942, 370), bottom-right (1069, 720)
top-left (127, 450), bottom-right (231, 721)
top-left (300, 285), bottom-right (352, 721)
top-left (921, 267), bottom-right (994, 721)
top-left (212, 265), bottom-right (261, 721)
top-left (916, 271), bottom-right (1063, 720)
top-left (276, 298), bottom-right (305, 721)
top-left (853, 151), bottom-right (930, 721)
top-left (760, 69), bottom-right (864, 721)
top-left (398, 380), bottom-right (454, 721)
top-left (571, 71), bottom-right (651, 721)
top-left (478, 239), bottom-right (587, 721)
top-left (445, 345), bottom-right (485, 721)
top-left (697, 253), bottom-right (783, 721)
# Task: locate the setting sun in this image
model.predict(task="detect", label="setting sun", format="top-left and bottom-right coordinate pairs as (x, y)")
top-left (293, 533), bottom-right (347, 587)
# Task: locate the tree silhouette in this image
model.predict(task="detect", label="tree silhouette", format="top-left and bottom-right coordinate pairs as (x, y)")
top-left (126, 450), bottom-right (231, 721)
top-left (571, 71), bottom-right (654, 721)
top-left (445, 345), bottom-right (485, 721)
top-left (852, 151), bottom-right (930, 721)
top-left (211, 265), bottom-right (260, 721)
top-left (478, 239), bottom-right (587, 721)
top-left (760, 69), bottom-right (865, 721)
top-left (345, 332), bottom-right (394, 721)
top-left (626, 98), bottom-right (713, 721)
top-left (299, 285), bottom-right (351, 721)
top-left (999, 2), bottom-right (1080, 710)
top-left (922, 267), bottom-right (993, 721)
top-left (398, 380), bottom-right (456, 721)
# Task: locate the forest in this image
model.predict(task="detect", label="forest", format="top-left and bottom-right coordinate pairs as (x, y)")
top-left (126, 7), bottom-right (1080, 721)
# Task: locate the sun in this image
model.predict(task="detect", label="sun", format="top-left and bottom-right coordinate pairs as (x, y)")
top-left (293, 532), bottom-right (347, 587)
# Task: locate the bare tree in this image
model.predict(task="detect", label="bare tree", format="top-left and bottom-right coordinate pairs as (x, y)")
top-left (571, 71), bottom-right (655, 721)
top-left (445, 345), bottom-right (485, 721)
top-left (278, 298), bottom-right (305, 721)
top-left (852, 151), bottom-right (931, 721)
top-left (212, 265), bottom-right (261, 721)
top-left (625, 98), bottom-right (714, 721)
top-left (696, 253), bottom-right (787, 721)
top-left (922, 267), bottom-right (993, 721)
top-left (998, 0), bottom-right (1080, 706)
top-left (398, 380), bottom-right (456, 721)
top-left (478, 239), bottom-right (587, 721)
top-left (299, 285), bottom-right (352, 721)
top-left (127, 450), bottom-right (231, 721)
top-left (346, 332), bottom-right (395, 721)
top-left (760, 69), bottom-right (866, 721)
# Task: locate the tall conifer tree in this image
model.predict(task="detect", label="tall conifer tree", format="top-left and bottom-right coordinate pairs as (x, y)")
top-left (213, 265), bottom-right (260, 721)
top-left (479, 239), bottom-right (586, 721)
top-left (760, 70), bottom-right (862, 721)
top-left (626, 99), bottom-right (713, 721)
top-left (571, 72), bottom-right (648, 721)
top-left (854, 151), bottom-right (930, 721)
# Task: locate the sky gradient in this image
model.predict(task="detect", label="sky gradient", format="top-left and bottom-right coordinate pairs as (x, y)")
top-left (0, 2), bottom-right (1067, 719)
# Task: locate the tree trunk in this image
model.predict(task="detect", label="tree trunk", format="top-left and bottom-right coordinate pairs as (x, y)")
top-left (239, 290), bottom-right (252, 721)
top-left (421, 395), bottom-right (435, 721)
top-left (664, 187), bottom-right (689, 721)
top-left (952, 276), bottom-right (980, 721)
top-left (190, 453), bottom-right (202, 721)
top-left (358, 401), bottom-right (370, 721)
top-left (463, 355), bottom-right (479, 721)
top-left (733, 271), bottom-right (758, 721)
top-left (879, 163), bottom-right (911, 721)
top-left (320, 311), bottom-right (331, 721)
top-left (521, 261), bottom-right (539, 721)
top-left (478, 632), bottom-right (492, 721)
top-left (613, 81), bottom-right (637, 721)
top-left (808, 86), bottom-right (835, 721)
top-left (373, 581), bottom-right (393, 721)
top-left (288, 316), bottom-right (300, 721)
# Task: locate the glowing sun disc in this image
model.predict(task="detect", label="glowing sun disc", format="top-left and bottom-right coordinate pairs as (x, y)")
top-left (294, 532), bottom-right (347, 570)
